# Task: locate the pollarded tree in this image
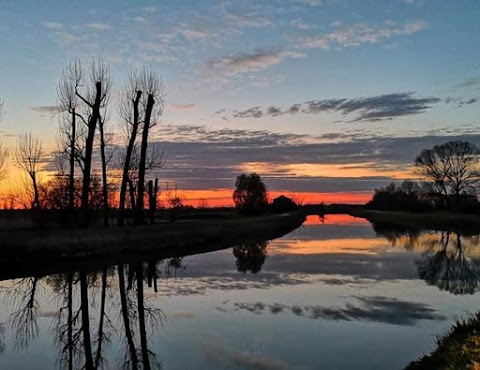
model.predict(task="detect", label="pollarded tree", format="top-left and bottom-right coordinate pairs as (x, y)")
top-left (233, 173), bottom-right (268, 214)
top-left (73, 60), bottom-right (111, 226)
top-left (58, 60), bottom-right (82, 211)
top-left (415, 141), bottom-right (480, 200)
top-left (117, 67), bottom-right (165, 225)
top-left (135, 67), bottom-right (165, 225)
top-left (117, 70), bottom-right (143, 225)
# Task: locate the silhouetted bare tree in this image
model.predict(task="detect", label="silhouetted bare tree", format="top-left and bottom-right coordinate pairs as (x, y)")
top-left (117, 68), bottom-right (166, 225)
top-left (117, 71), bottom-right (143, 225)
top-left (415, 141), bottom-right (480, 204)
top-left (73, 60), bottom-right (111, 226)
top-left (135, 68), bottom-right (165, 225)
top-left (58, 60), bottom-right (82, 212)
top-left (14, 131), bottom-right (43, 209)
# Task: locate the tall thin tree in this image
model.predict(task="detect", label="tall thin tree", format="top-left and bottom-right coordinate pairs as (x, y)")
top-left (117, 71), bottom-right (143, 225)
top-left (74, 60), bottom-right (111, 226)
top-left (58, 60), bottom-right (82, 213)
top-left (14, 131), bottom-right (43, 210)
top-left (135, 68), bottom-right (165, 225)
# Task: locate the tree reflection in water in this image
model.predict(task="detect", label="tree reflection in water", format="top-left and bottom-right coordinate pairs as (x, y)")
top-left (233, 241), bottom-right (268, 274)
top-left (0, 259), bottom-right (176, 370)
top-left (417, 233), bottom-right (480, 295)
top-left (373, 222), bottom-right (480, 295)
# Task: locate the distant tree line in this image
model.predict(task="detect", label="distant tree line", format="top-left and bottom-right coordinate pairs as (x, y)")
top-left (368, 141), bottom-right (480, 213)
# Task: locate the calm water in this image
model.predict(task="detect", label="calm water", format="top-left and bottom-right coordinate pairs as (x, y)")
top-left (0, 214), bottom-right (479, 370)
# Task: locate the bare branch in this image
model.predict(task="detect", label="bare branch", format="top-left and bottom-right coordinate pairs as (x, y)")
top-left (0, 141), bottom-right (8, 184)
top-left (14, 131), bottom-right (43, 209)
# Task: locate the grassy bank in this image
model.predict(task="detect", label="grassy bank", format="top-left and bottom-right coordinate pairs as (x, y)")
top-left (349, 209), bottom-right (480, 234)
top-left (405, 313), bottom-right (480, 369)
top-left (0, 211), bottom-right (306, 279)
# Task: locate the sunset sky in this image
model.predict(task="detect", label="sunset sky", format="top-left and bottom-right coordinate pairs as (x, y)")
top-left (0, 0), bottom-right (479, 206)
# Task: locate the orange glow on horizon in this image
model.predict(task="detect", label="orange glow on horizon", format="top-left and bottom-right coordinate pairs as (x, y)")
top-left (175, 189), bottom-right (373, 207)
top-left (0, 185), bottom-right (373, 209)
top-left (303, 214), bottom-right (370, 225)
top-left (270, 238), bottom-right (388, 255)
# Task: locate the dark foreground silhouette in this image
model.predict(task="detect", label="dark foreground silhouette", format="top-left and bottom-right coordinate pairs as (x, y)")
top-left (0, 212), bottom-right (304, 281)
top-left (405, 312), bottom-right (480, 369)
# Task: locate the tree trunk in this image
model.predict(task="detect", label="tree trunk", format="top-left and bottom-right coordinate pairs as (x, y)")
top-left (94, 269), bottom-right (107, 368)
top-left (67, 273), bottom-right (73, 370)
top-left (79, 81), bottom-right (101, 227)
top-left (135, 94), bottom-right (154, 225)
top-left (118, 264), bottom-right (139, 369)
top-left (136, 264), bottom-right (151, 370)
top-left (69, 109), bottom-right (76, 213)
top-left (128, 178), bottom-right (136, 222)
top-left (80, 272), bottom-right (94, 370)
top-left (118, 91), bottom-right (142, 225)
top-left (99, 117), bottom-right (109, 227)
top-left (31, 171), bottom-right (40, 210)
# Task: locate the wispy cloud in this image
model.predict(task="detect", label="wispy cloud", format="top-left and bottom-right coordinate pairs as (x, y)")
top-left (224, 13), bottom-right (273, 28)
top-left (226, 296), bottom-right (446, 326)
top-left (41, 21), bottom-right (63, 30)
top-left (231, 92), bottom-right (440, 122)
top-left (290, 0), bottom-right (323, 7)
top-left (291, 19), bottom-right (317, 30)
top-left (457, 76), bottom-right (480, 88)
top-left (205, 50), bottom-right (305, 76)
top-left (460, 98), bottom-right (478, 106)
top-left (445, 96), bottom-right (479, 108)
top-left (201, 50), bottom-right (305, 87)
top-left (203, 344), bottom-right (291, 370)
top-left (85, 22), bottom-right (111, 30)
top-left (30, 105), bottom-right (60, 115)
top-left (170, 103), bottom-right (196, 110)
top-left (296, 20), bottom-right (427, 49)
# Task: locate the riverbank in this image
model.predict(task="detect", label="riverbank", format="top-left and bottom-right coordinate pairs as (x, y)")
top-left (0, 211), bottom-right (306, 279)
top-left (349, 209), bottom-right (480, 234)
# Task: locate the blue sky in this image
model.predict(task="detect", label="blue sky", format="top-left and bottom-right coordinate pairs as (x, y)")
top-left (0, 0), bottom-right (479, 200)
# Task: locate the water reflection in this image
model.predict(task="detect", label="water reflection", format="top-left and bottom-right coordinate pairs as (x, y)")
top-left (233, 241), bottom-right (268, 274)
top-left (372, 222), bottom-right (480, 295)
top-left (10, 277), bottom-right (40, 349)
top-left (1, 218), bottom-right (480, 369)
top-left (0, 240), bottom-right (270, 369)
top-left (2, 261), bottom-right (173, 370)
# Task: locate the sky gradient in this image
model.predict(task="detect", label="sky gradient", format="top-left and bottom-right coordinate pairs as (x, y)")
top-left (0, 0), bottom-right (479, 205)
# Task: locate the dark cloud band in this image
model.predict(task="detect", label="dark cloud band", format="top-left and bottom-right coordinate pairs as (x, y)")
top-left (231, 92), bottom-right (441, 121)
